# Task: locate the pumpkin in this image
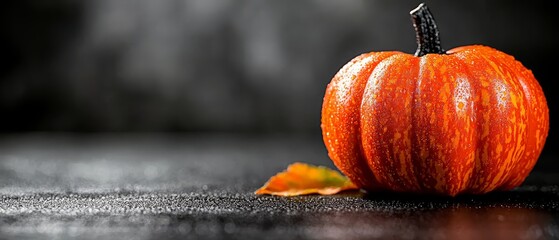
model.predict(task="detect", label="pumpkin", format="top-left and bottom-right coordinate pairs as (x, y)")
top-left (321, 3), bottom-right (549, 196)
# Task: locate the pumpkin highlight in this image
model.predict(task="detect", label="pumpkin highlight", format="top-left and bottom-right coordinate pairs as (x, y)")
top-left (321, 3), bottom-right (549, 196)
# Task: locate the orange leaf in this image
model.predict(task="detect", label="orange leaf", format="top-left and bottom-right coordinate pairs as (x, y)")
top-left (255, 162), bottom-right (359, 196)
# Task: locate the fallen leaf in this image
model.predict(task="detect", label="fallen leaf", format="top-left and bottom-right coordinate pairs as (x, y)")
top-left (255, 162), bottom-right (358, 196)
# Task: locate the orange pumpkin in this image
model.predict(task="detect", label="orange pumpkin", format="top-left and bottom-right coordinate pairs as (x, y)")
top-left (321, 3), bottom-right (549, 196)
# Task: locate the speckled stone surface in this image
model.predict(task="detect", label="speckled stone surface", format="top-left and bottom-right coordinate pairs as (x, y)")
top-left (0, 134), bottom-right (557, 239)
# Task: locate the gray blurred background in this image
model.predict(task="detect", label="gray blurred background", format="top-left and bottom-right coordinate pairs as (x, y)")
top-left (1, 0), bottom-right (557, 155)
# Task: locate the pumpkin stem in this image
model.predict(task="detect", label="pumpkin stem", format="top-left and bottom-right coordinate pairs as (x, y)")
top-left (410, 3), bottom-right (445, 56)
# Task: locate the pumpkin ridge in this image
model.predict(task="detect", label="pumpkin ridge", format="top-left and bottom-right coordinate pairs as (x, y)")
top-left (489, 53), bottom-right (529, 190)
top-left (455, 49), bottom-right (495, 193)
top-left (412, 55), bottom-right (447, 194)
top-left (456, 53), bottom-right (483, 194)
top-left (321, 53), bottom-right (377, 190)
top-left (403, 56), bottom-right (423, 192)
top-left (483, 54), bottom-right (527, 192)
top-left (457, 50), bottom-right (524, 193)
top-left (409, 56), bottom-right (426, 193)
top-left (398, 55), bottom-right (423, 192)
top-left (519, 60), bottom-right (549, 184)
top-left (494, 52), bottom-right (540, 189)
top-left (353, 52), bottom-right (402, 190)
top-left (410, 56), bottom-right (430, 192)
top-left (385, 54), bottom-right (421, 191)
top-left (450, 51), bottom-right (480, 194)
top-left (322, 52), bottom-right (399, 190)
top-left (359, 54), bottom-right (397, 190)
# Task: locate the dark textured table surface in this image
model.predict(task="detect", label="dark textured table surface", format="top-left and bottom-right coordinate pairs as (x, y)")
top-left (0, 134), bottom-right (558, 240)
